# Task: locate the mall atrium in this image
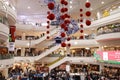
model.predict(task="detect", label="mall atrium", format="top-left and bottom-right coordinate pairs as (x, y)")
top-left (0, 0), bottom-right (120, 80)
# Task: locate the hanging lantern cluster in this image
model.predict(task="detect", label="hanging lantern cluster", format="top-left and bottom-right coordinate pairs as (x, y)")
top-left (60, 0), bottom-right (71, 47)
top-left (46, 1), bottom-right (56, 39)
top-left (79, 8), bottom-right (84, 39)
top-left (85, 1), bottom-right (91, 26)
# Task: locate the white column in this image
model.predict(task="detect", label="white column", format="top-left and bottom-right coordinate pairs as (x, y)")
top-left (2, 68), bottom-right (8, 79)
top-left (99, 64), bottom-right (104, 73)
top-left (21, 48), bottom-right (25, 56)
top-left (22, 33), bottom-right (26, 40)
top-left (15, 48), bottom-right (19, 56)
top-left (97, 11), bottom-right (102, 19)
top-left (98, 45), bottom-right (103, 51)
top-left (65, 46), bottom-right (70, 56)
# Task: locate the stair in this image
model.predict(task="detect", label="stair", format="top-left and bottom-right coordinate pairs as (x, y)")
top-left (34, 44), bottom-right (61, 61)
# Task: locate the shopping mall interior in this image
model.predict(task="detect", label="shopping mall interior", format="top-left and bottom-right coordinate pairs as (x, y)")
top-left (0, 0), bottom-right (120, 80)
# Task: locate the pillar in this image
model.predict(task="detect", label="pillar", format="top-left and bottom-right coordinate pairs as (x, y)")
top-left (65, 46), bottom-right (70, 56)
top-left (2, 68), bottom-right (8, 79)
top-left (97, 11), bottom-right (102, 19)
top-left (21, 48), bottom-right (25, 56)
top-left (22, 32), bottom-right (26, 40)
top-left (99, 64), bottom-right (104, 74)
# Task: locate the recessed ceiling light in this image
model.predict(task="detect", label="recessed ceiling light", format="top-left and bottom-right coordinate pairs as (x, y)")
top-left (110, 9), bottom-right (112, 12)
top-left (74, 42), bottom-right (78, 45)
top-left (70, 6), bottom-right (72, 8)
top-left (104, 45), bottom-right (107, 47)
top-left (70, 1), bottom-right (72, 4)
top-left (101, 1), bottom-right (104, 4)
top-left (118, 6), bottom-right (120, 9)
top-left (86, 0), bottom-right (89, 2)
top-left (84, 34), bottom-right (88, 35)
top-left (85, 47), bottom-right (90, 49)
top-left (90, 8), bottom-right (93, 11)
top-left (41, 22), bottom-right (48, 26)
top-left (27, 6), bottom-right (31, 9)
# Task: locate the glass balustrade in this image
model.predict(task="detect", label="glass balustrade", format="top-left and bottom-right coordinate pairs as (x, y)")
top-left (16, 33), bottom-right (45, 40)
top-left (0, 53), bottom-right (14, 60)
top-left (97, 23), bottom-right (120, 36)
top-left (0, 0), bottom-right (16, 18)
top-left (0, 16), bottom-right (9, 26)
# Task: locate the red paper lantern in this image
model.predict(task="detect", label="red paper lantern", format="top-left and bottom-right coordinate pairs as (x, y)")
top-left (85, 2), bottom-right (91, 8)
top-left (67, 15), bottom-right (70, 18)
top-left (64, 27), bottom-right (68, 31)
top-left (80, 9), bottom-right (83, 12)
top-left (80, 36), bottom-right (84, 39)
top-left (64, 8), bottom-right (68, 12)
top-left (80, 19), bottom-right (83, 22)
top-left (67, 43), bottom-right (71, 47)
top-left (61, 32), bottom-right (66, 37)
top-left (64, 1), bottom-right (68, 5)
top-left (47, 36), bottom-right (50, 39)
top-left (80, 24), bottom-right (83, 28)
top-left (47, 11), bottom-right (50, 14)
top-left (61, 42), bottom-right (66, 47)
top-left (46, 31), bottom-right (49, 34)
top-left (48, 13), bottom-right (55, 20)
top-left (86, 20), bottom-right (91, 26)
top-left (61, 0), bottom-right (65, 4)
top-left (60, 15), bottom-right (65, 20)
top-left (64, 20), bottom-right (70, 24)
top-left (48, 2), bottom-right (55, 10)
top-left (67, 37), bottom-right (71, 41)
top-left (60, 23), bottom-right (66, 28)
top-left (80, 30), bottom-right (84, 33)
top-left (86, 11), bottom-right (91, 16)
top-left (64, 14), bottom-right (68, 18)
top-left (47, 21), bottom-right (50, 24)
top-left (80, 14), bottom-right (83, 17)
top-left (61, 8), bottom-right (65, 13)
top-left (46, 26), bottom-right (49, 28)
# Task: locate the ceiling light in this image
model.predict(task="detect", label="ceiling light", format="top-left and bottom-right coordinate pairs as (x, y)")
top-left (84, 34), bottom-right (88, 35)
top-left (118, 6), bottom-right (120, 9)
top-left (27, 43), bottom-right (30, 46)
top-left (4, 1), bottom-right (9, 5)
top-left (70, 6), bottom-right (72, 8)
top-left (101, 1), bottom-right (104, 4)
top-left (110, 9), bottom-right (112, 12)
top-left (85, 47), bottom-right (90, 50)
top-left (12, 6), bottom-right (16, 10)
top-left (104, 46), bottom-right (107, 47)
top-left (27, 6), bottom-right (31, 9)
top-left (41, 22), bottom-right (48, 26)
top-left (90, 8), bottom-right (93, 11)
top-left (86, 0), bottom-right (89, 2)
top-left (70, 1), bottom-right (72, 4)
top-left (74, 42), bottom-right (78, 45)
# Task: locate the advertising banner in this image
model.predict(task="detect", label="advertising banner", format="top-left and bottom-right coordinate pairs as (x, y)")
top-left (94, 51), bottom-right (120, 64)
top-left (9, 26), bottom-right (16, 51)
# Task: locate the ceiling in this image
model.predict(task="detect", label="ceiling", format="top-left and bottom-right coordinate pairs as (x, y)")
top-left (12, 0), bottom-right (119, 22)
top-left (10, 0), bottom-right (119, 36)
top-left (8, 0), bottom-right (120, 49)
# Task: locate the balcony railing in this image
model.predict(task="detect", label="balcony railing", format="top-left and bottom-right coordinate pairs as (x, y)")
top-left (0, 1), bottom-right (17, 20)
top-left (97, 23), bottom-right (120, 36)
top-left (0, 54), bottom-right (14, 60)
